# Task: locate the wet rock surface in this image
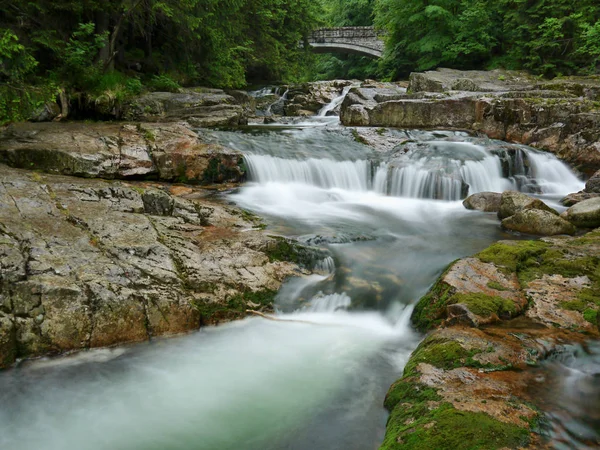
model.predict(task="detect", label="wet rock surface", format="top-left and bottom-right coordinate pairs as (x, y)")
top-left (0, 122), bottom-right (245, 185)
top-left (501, 209), bottom-right (576, 236)
top-left (462, 192), bottom-right (502, 212)
top-left (341, 68), bottom-right (600, 173)
top-left (0, 164), bottom-right (316, 368)
top-left (383, 232), bottom-right (600, 449)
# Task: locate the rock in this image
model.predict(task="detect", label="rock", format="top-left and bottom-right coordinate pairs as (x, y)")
top-left (383, 231), bottom-right (600, 449)
top-left (585, 170), bottom-right (600, 193)
top-left (501, 209), bottom-right (576, 235)
top-left (30, 102), bottom-right (61, 122)
top-left (142, 189), bottom-right (174, 216)
top-left (498, 191), bottom-right (558, 219)
top-left (462, 192), bottom-right (502, 212)
top-left (408, 68), bottom-right (537, 93)
top-left (122, 89), bottom-right (248, 126)
top-left (0, 122), bottom-right (246, 185)
top-left (561, 197), bottom-right (600, 228)
top-left (560, 191), bottom-right (600, 206)
top-left (341, 69), bottom-right (600, 173)
top-left (284, 81), bottom-right (353, 116)
top-left (0, 164), bottom-right (319, 367)
top-left (411, 257), bottom-right (527, 331)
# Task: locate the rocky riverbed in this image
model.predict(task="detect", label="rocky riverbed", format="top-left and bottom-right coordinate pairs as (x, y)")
top-left (1, 71), bottom-right (600, 449)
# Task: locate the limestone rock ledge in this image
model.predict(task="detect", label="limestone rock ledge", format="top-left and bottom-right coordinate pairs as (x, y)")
top-left (341, 68), bottom-right (600, 174)
top-left (0, 122), bottom-right (245, 184)
top-left (382, 231), bottom-right (600, 449)
top-left (0, 165), bottom-right (318, 368)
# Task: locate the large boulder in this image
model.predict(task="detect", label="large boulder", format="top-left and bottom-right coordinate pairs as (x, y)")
top-left (0, 122), bottom-right (245, 185)
top-left (561, 197), bottom-right (600, 228)
top-left (463, 192), bottom-right (502, 212)
top-left (122, 89), bottom-right (248, 126)
top-left (585, 170), bottom-right (600, 193)
top-left (560, 191), bottom-right (600, 206)
top-left (498, 191), bottom-right (558, 219)
top-left (501, 209), bottom-right (576, 235)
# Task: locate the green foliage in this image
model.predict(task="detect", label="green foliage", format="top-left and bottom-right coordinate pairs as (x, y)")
top-left (0, 0), bottom-right (323, 123)
top-left (148, 75), bottom-right (181, 93)
top-left (0, 29), bottom-right (57, 124)
top-left (375, 0), bottom-right (600, 79)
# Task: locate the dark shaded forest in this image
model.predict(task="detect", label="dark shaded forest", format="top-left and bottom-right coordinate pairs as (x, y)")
top-left (1, 0), bottom-right (600, 123)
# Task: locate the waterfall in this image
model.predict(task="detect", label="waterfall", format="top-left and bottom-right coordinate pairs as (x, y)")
top-left (522, 148), bottom-right (584, 194)
top-left (239, 136), bottom-right (583, 201)
top-left (303, 293), bottom-right (352, 312)
top-left (314, 256), bottom-right (336, 274)
top-left (244, 154), bottom-right (372, 191)
top-left (317, 85), bottom-right (354, 117)
top-left (266, 89), bottom-right (289, 116)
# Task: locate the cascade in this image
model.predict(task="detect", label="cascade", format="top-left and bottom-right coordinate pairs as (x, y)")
top-left (318, 85), bottom-right (355, 117)
top-left (242, 139), bottom-right (583, 201)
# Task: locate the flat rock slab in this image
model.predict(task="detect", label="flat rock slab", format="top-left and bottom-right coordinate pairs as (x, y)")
top-left (0, 165), bottom-right (308, 367)
top-left (0, 122), bottom-right (245, 184)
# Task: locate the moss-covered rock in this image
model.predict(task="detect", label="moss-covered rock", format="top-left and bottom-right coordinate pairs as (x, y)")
top-left (561, 197), bottom-right (600, 229)
top-left (501, 209), bottom-right (576, 236)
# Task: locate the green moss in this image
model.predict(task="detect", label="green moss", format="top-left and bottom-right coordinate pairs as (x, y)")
top-left (519, 253), bottom-right (598, 284)
top-left (486, 281), bottom-right (509, 291)
top-left (411, 262), bottom-right (457, 331)
top-left (583, 309), bottom-right (598, 325)
top-left (350, 128), bottom-right (368, 145)
top-left (384, 377), bottom-right (441, 412)
top-left (264, 236), bottom-right (325, 268)
top-left (452, 293), bottom-right (516, 318)
top-left (476, 240), bottom-right (549, 273)
top-left (561, 299), bottom-right (588, 312)
top-left (403, 335), bottom-right (483, 377)
top-left (381, 402), bottom-right (530, 450)
top-left (192, 288), bottom-right (277, 325)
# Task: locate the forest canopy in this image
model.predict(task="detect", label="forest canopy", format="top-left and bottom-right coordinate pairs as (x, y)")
top-left (1, 0), bottom-right (600, 123)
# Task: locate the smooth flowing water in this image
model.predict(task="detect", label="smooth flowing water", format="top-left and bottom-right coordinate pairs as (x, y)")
top-left (0, 109), bottom-right (588, 449)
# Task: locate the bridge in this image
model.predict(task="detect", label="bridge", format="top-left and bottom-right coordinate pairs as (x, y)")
top-left (306, 27), bottom-right (385, 59)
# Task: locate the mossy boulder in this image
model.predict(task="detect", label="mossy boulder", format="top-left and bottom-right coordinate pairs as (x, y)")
top-left (501, 209), bottom-right (576, 236)
top-left (497, 191), bottom-right (558, 220)
top-left (411, 258), bottom-right (526, 331)
top-left (561, 197), bottom-right (600, 228)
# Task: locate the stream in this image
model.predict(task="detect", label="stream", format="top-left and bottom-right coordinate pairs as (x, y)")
top-left (0, 99), bottom-right (598, 449)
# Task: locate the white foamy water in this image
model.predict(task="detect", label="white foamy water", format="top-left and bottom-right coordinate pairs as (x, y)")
top-left (318, 85), bottom-right (355, 117)
top-left (0, 306), bottom-right (417, 450)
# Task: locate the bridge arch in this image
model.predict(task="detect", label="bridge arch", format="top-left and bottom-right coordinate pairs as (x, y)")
top-left (306, 27), bottom-right (385, 59)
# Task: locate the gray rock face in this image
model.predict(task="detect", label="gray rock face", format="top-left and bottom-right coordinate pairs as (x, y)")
top-left (560, 191), bottom-right (600, 206)
top-left (501, 209), bottom-right (576, 235)
top-left (408, 68), bottom-right (537, 93)
top-left (463, 192), bottom-right (502, 212)
top-left (0, 122), bottom-right (245, 184)
top-left (561, 197), bottom-right (600, 228)
top-left (0, 164), bottom-right (313, 367)
top-left (122, 89), bottom-right (249, 126)
top-left (585, 170), bottom-right (600, 193)
top-left (498, 191), bottom-right (558, 220)
top-left (341, 69), bottom-right (600, 173)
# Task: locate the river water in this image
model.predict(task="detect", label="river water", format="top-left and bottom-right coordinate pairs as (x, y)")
top-left (0, 110), bottom-right (596, 449)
